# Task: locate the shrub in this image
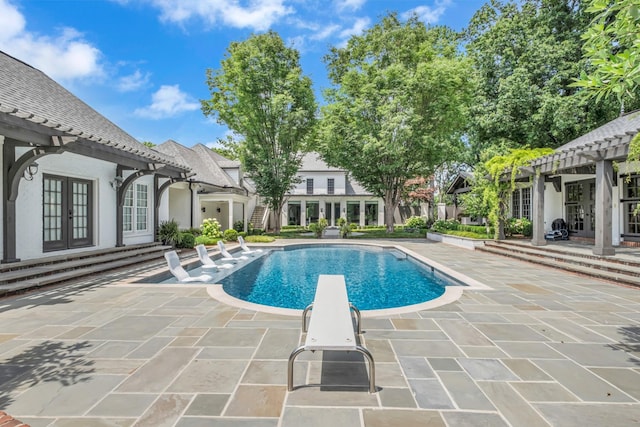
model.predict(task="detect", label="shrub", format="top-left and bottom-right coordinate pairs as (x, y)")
top-left (233, 220), bottom-right (244, 232)
top-left (405, 216), bottom-right (427, 229)
top-left (506, 217), bottom-right (532, 237)
top-left (195, 235), bottom-right (219, 246)
top-left (223, 228), bottom-right (239, 242)
top-left (244, 235), bottom-right (275, 243)
top-left (337, 217), bottom-right (347, 227)
top-left (250, 228), bottom-right (265, 235)
top-left (158, 219), bottom-right (182, 247)
top-left (177, 232), bottom-right (195, 249)
top-left (430, 219), bottom-right (460, 233)
top-left (182, 227), bottom-right (201, 237)
top-left (340, 221), bottom-right (353, 238)
top-left (308, 218), bottom-right (328, 238)
top-left (201, 218), bottom-right (223, 239)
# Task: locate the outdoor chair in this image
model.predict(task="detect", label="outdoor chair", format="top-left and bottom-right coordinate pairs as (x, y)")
top-left (238, 236), bottom-right (263, 255)
top-left (164, 250), bottom-right (213, 283)
top-left (544, 218), bottom-right (569, 241)
top-left (217, 240), bottom-right (249, 262)
top-left (195, 244), bottom-right (234, 270)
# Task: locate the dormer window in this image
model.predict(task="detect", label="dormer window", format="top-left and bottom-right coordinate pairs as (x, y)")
top-left (306, 178), bottom-right (314, 195)
top-left (328, 178), bottom-right (334, 195)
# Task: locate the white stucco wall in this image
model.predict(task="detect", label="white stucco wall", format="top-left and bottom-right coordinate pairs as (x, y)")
top-left (543, 182), bottom-right (564, 231)
top-left (14, 151), bottom-right (117, 260)
top-left (223, 168), bottom-right (240, 185)
top-left (291, 172), bottom-right (346, 195)
top-left (168, 186), bottom-right (192, 229)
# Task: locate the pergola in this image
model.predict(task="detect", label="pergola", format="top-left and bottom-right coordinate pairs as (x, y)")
top-left (521, 112), bottom-right (640, 256)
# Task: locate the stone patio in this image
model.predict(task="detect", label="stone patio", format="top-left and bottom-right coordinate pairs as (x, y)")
top-left (0, 239), bottom-right (638, 426)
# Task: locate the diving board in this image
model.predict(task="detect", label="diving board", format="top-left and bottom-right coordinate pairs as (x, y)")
top-left (287, 274), bottom-right (376, 393)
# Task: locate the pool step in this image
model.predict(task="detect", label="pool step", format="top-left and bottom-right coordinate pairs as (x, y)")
top-left (477, 240), bottom-right (640, 288)
top-left (0, 243), bottom-right (171, 297)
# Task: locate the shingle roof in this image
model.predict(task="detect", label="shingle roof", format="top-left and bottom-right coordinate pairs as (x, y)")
top-left (300, 152), bottom-right (342, 171)
top-left (529, 110), bottom-right (640, 171)
top-left (155, 141), bottom-right (241, 190)
top-left (206, 150), bottom-right (241, 168)
top-left (557, 110), bottom-right (640, 151)
top-left (345, 177), bottom-right (373, 196)
top-left (0, 51), bottom-right (189, 171)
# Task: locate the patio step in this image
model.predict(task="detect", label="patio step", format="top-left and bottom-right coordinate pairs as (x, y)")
top-left (0, 243), bottom-right (171, 297)
top-left (477, 240), bottom-right (640, 288)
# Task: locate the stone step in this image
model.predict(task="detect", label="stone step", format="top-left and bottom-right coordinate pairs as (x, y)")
top-left (483, 241), bottom-right (640, 277)
top-left (0, 245), bottom-right (170, 285)
top-left (488, 239), bottom-right (640, 268)
top-left (477, 244), bottom-right (640, 288)
top-left (0, 242), bottom-right (164, 273)
top-left (0, 251), bottom-right (166, 297)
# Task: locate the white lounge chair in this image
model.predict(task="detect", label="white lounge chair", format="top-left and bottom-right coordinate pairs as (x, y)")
top-left (195, 244), bottom-right (234, 270)
top-left (238, 236), bottom-right (263, 255)
top-left (217, 240), bottom-right (249, 262)
top-left (164, 250), bottom-right (213, 283)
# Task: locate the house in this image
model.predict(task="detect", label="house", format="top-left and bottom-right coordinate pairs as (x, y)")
top-left (444, 171), bottom-right (474, 222)
top-left (154, 141), bottom-right (254, 231)
top-left (280, 152), bottom-right (385, 227)
top-left (517, 110), bottom-right (640, 255)
top-left (0, 51), bottom-right (192, 262)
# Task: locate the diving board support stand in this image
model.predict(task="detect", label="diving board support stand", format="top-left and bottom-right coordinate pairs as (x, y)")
top-left (287, 274), bottom-right (376, 393)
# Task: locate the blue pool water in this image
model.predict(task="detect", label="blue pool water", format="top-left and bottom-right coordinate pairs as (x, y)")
top-left (219, 245), bottom-right (447, 310)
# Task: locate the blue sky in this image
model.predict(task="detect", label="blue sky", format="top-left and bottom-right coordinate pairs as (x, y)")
top-left (0, 0), bottom-right (485, 148)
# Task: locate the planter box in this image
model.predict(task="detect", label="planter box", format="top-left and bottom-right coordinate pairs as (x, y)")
top-left (427, 232), bottom-right (486, 250)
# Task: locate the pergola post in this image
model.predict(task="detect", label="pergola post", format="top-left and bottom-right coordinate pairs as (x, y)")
top-left (593, 158), bottom-right (615, 256)
top-left (531, 169), bottom-right (547, 246)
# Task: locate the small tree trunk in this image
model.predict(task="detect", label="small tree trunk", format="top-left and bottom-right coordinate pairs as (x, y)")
top-left (383, 190), bottom-right (400, 233)
top-left (272, 201), bottom-right (284, 234)
top-left (384, 203), bottom-right (396, 233)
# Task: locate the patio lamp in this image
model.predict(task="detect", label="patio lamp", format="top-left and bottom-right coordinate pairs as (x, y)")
top-left (23, 161), bottom-right (39, 181)
top-left (110, 175), bottom-right (123, 190)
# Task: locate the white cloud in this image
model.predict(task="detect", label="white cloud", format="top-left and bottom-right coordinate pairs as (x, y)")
top-left (135, 84), bottom-right (200, 119)
top-left (0, 0), bottom-right (103, 81)
top-left (402, 0), bottom-right (453, 24)
top-left (338, 17), bottom-right (370, 42)
top-left (310, 24), bottom-right (341, 41)
top-left (145, 0), bottom-right (293, 31)
top-left (335, 0), bottom-right (365, 12)
top-left (117, 69), bottom-right (151, 92)
top-left (0, 0), bottom-right (25, 40)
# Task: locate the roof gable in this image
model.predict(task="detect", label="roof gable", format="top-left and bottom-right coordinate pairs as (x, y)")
top-left (0, 51), bottom-right (188, 171)
top-left (155, 141), bottom-right (240, 190)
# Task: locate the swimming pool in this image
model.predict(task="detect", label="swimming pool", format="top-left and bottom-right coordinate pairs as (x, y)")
top-left (218, 244), bottom-right (449, 310)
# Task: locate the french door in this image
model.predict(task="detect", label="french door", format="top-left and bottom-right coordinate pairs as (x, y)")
top-left (565, 179), bottom-right (595, 238)
top-left (43, 174), bottom-right (93, 251)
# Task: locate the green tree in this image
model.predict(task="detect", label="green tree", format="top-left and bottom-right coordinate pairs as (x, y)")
top-left (319, 14), bottom-right (474, 232)
top-left (465, 0), bottom-right (621, 160)
top-left (202, 31), bottom-right (317, 234)
top-left (211, 135), bottom-right (240, 160)
top-left (142, 141), bottom-right (155, 148)
top-left (572, 0), bottom-right (640, 114)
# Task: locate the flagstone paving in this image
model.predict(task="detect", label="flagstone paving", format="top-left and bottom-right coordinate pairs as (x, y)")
top-left (0, 239), bottom-right (639, 426)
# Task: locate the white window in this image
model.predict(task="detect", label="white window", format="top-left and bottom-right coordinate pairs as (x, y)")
top-left (124, 183), bottom-right (148, 232)
top-left (328, 178), bottom-right (335, 195)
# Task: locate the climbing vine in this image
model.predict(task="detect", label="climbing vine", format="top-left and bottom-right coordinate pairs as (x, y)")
top-left (483, 148), bottom-right (554, 239)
